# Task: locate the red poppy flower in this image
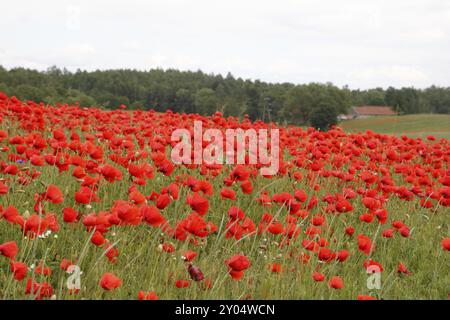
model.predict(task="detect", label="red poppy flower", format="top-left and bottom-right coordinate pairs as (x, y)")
top-left (10, 261), bottom-right (28, 280)
top-left (382, 229), bottom-right (394, 238)
top-left (34, 263), bottom-right (52, 276)
top-left (156, 158), bottom-right (175, 176)
top-left (30, 155), bottom-right (45, 166)
top-left (112, 200), bottom-right (141, 225)
top-left (312, 271), bottom-right (325, 282)
top-left (186, 193), bottom-right (209, 215)
top-left (75, 187), bottom-right (99, 204)
top-left (270, 263), bottom-right (282, 273)
top-left (225, 254), bottom-right (250, 272)
top-left (311, 214), bottom-right (325, 226)
top-left (397, 262), bottom-right (411, 275)
top-left (231, 165), bottom-right (250, 181)
top-left (1, 205), bottom-right (20, 223)
top-left (359, 213), bottom-right (374, 223)
top-left (241, 180), bottom-right (253, 194)
top-left (60, 259), bottom-right (74, 271)
top-left (0, 181), bottom-right (8, 195)
top-left (141, 205), bottom-right (166, 227)
top-left (182, 250), bottom-right (197, 262)
top-left (156, 193), bottom-right (171, 209)
top-left (4, 165), bottom-right (19, 175)
top-left (374, 209), bottom-right (388, 224)
top-left (193, 180), bottom-right (213, 196)
top-left (0, 241), bottom-right (19, 259)
top-left (329, 276), bottom-right (344, 289)
top-left (99, 164), bottom-right (122, 183)
top-left (184, 213), bottom-right (209, 238)
top-left (91, 230), bottom-right (107, 247)
top-left (129, 190), bottom-right (146, 205)
top-left (357, 295), bottom-right (377, 300)
top-left (318, 248), bottom-right (335, 262)
top-left (294, 189), bottom-right (307, 202)
top-left (337, 250), bottom-right (349, 262)
top-left (345, 226), bottom-right (355, 236)
top-left (357, 234), bottom-right (373, 255)
top-left (220, 188), bottom-right (236, 200)
top-left (392, 220), bottom-right (405, 229)
top-left (442, 238), bottom-right (450, 251)
top-left (44, 184), bottom-right (64, 204)
top-left (100, 273), bottom-right (122, 290)
top-left (105, 244), bottom-right (119, 263)
top-left (25, 278), bottom-right (54, 300)
top-left (63, 207), bottom-right (79, 223)
top-left (175, 279), bottom-right (190, 288)
top-left (362, 197), bottom-right (381, 211)
top-left (399, 226), bottom-right (410, 238)
top-left (162, 242), bottom-right (175, 253)
top-left (138, 291), bottom-right (158, 300)
top-left (364, 259), bottom-right (383, 272)
top-left (336, 199), bottom-right (353, 213)
top-left (228, 269), bottom-right (244, 280)
top-left (228, 206), bottom-right (245, 221)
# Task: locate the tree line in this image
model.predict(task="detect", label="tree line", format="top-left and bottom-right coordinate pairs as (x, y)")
top-left (0, 65), bottom-right (449, 125)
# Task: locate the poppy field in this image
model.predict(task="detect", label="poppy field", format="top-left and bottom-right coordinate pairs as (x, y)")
top-left (0, 91), bottom-right (449, 300)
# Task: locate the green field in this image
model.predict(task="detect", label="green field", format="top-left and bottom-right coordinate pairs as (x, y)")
top-left (340, 114), bottom-right (450, 140)
top-left (1, 104), bottom-right (449, 300)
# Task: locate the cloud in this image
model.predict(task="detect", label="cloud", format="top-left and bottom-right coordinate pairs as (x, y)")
top-left (348, 66), bottom-right (430, 88)
top-left (52, 43), bottom-right (97, 68)
top-left (0, 0), bottom-right (448, 88)
top-left (61, 43), bottom-right (96, 56)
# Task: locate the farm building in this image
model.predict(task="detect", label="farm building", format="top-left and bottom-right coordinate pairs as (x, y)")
top-left (338, 105), bottom-right (397, 120)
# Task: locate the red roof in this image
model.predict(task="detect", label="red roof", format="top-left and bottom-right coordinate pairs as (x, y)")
top-left (352, 106), bottom-right (396, 116)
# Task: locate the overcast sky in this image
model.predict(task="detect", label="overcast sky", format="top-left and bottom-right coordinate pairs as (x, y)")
top-left (1, 0), bottom-right (449, 89)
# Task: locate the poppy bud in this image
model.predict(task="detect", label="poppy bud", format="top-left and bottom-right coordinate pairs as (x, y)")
top-left (187, 264), bottom-right (204, 281)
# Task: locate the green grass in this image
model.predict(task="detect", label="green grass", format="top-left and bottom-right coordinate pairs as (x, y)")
top-left (340, 114), bottom-right (450, 139)
top-left (0, 117), bottom-right (449, 300)
top-left (1, 165), bottom-right (448, 300)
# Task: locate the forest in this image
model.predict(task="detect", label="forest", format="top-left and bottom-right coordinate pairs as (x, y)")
top-left (0, 65), bottom-right (449, 124)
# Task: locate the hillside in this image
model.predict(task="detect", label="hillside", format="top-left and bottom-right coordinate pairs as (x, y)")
top-left (340, 114), bottom-right (450, 139)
